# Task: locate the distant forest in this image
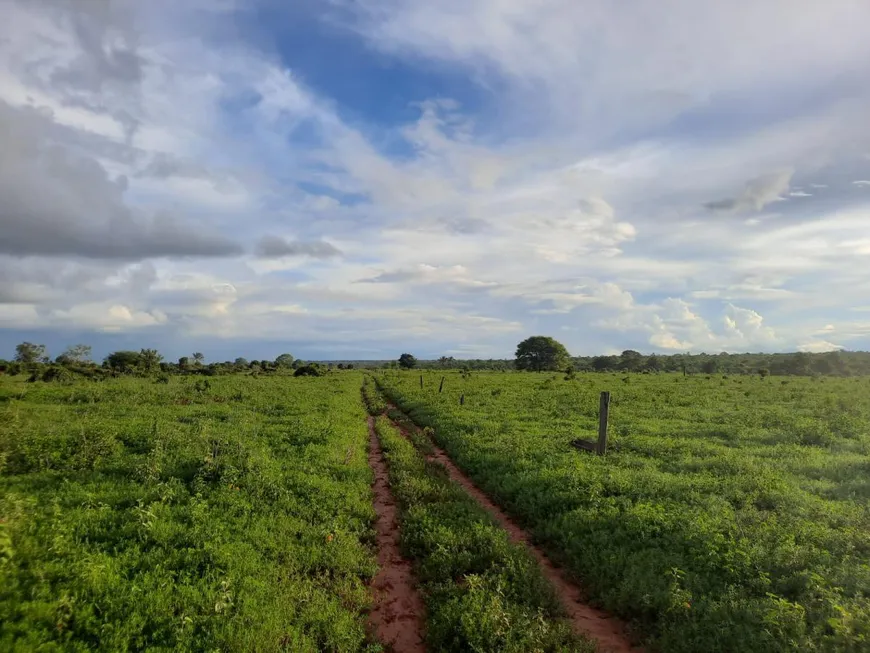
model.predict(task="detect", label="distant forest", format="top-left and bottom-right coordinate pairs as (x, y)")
top-left (416, 350), bottom-right (867, 377)
top-left (2, 340), bottom-right (868, 379)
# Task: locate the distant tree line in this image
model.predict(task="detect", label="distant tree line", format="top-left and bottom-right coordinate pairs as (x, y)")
top-left (0, 342), bottom-right (360, 382)
top-left (2, 338), bottom-right (868, 381)
top-left (407, 346), bottom-right (870, 377)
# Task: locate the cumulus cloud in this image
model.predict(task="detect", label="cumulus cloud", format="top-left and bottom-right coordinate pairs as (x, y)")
top-left (255, 235), bottom-right (342, 259)
top-left (2, 0), bottom-right (870, 357)
top-left (0, 103), bottom-right (242, 260)
top-left (704, 170), bottom-right (793, 213)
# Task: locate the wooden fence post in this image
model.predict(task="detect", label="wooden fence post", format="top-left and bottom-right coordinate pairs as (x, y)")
top-left (420, 374), bottom-right (423, 389)
top-left (460, 393), bottom-right (465, 406)
top-left (597, 391), bottom-right (611, 455)
top-left (439, 376), bottom-right (445, 393)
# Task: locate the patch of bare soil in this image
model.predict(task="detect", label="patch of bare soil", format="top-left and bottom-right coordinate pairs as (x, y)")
top-left (366, 416), bottom-right (427, 652)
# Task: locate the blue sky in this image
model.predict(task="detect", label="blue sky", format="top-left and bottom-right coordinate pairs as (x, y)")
top-left (2, 0), bottom-right (870, 362)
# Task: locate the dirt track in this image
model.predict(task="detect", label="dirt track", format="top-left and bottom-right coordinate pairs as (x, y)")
top-left (366, 415), bottom-right (427, 652)
top-left (385, 406), bottom-right (644, 653)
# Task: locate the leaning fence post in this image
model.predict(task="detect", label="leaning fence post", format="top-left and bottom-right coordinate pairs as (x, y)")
top-left (439, 376), bottom-right (445, 393)
top-left (597, 391), bottom-right (611, 455)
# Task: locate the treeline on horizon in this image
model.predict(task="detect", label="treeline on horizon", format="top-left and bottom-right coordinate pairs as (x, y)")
top-left (2, 340), bottom-right (868, 380)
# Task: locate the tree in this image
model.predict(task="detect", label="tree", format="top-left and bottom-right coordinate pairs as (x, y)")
top-left (591, 355), bottom-right (611, 372)
top-left (515, 336), bottom-right (570, 372)
top-left (700, 358), bottom-right (719, 374)
top-left (275, 353), bottom-right (295, 368)
top-left (619, 350), bottom-right (644, 372)
top-left (294, 363), bottom-right (323, 377)
top-left (233, 357), bottom-right (249, 370)
top-left (105, 350), bottom-right (142, 372)
top-left (15, 342), bottom-right (47, 364)
top-left (56, 344), bottom-right (92, 365)
top-left (192, 352), bottom-right (205, 366)
top-left (139, 349), bottom-right (163, 373)
top-left (178, 356), bottom-right (190, 371)
top-left (645, 354), bottom-right (662, 372)
top-left (398, 353), bottom-right (417, 369)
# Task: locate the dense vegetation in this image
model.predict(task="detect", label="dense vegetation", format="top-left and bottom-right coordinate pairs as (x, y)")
top-left (377, 370), bottom-right (870, 652)
top-left (0, 374), bottom-right (379, 652)
top-left (6, 340), bottom-right (870, 379)
top-left (363, 379), bottom-right (590, 652)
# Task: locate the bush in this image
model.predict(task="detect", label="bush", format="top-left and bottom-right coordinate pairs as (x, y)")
top-left (294, 364), bottom-right (324, 377)
top-left (41, 366), bottom-right (75, 383)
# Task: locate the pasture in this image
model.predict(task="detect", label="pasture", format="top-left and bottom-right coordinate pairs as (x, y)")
top-left (378, 371), bottom-right (870, 652)
top-left (2, 369), bottom-right (869, 652)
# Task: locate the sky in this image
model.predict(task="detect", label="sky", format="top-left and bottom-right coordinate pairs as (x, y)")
top-left (2, 0), bottom-right (870, 362)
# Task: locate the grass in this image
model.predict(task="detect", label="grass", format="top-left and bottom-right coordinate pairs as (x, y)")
top-left (0, 373), bottom-right (379, 652)
top-left (369, 413), bottom-right (590, 652)
top-left (377, 370), bottom-right (870, 652)
top-left (365, 377), bottom-right (591, 651)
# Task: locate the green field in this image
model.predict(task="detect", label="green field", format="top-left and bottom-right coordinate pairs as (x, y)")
top-left (3, 369), bottom-right (870, 652)
top-left (378, 371), bottom-right (870, 652)
top-left (0, 374), bottom-right (379, 652)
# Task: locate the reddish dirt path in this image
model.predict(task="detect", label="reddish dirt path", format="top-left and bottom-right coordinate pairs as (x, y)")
top-left (366, 416), bottom-right (427, 652)
top-left (386, 407), bottom-right (643, 653)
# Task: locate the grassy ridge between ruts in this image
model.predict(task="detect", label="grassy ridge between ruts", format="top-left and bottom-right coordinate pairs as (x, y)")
top-left (377, 371), bottom-right (870, 653)
top-left (363, 378), bottom-right (592, 652)
top-left (1, 374), bottom-right (379, 652)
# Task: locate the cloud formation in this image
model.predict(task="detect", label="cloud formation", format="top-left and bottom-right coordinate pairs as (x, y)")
top-left (704, 170), bottom-right (793, 213)
top-left (255, 236), bottom-right (342, 259)
top-left (1, 0), bottom-right (869, 359)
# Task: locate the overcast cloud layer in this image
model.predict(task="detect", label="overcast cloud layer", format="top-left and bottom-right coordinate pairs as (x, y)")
top-left (2, 0), bottom-right (870, 360)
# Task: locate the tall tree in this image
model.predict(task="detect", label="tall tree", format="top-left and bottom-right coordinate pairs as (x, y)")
top-left (15, 342), bottom-right (47, 364)
top-left (56, 344), bottom-right (92, 365)
top-left (515, 336), bottom-right (570, 372)
top-left (619, 350), bottom-right (644, 372)
top-left (275, 353), bottom-right (295, 368)
top-left (398, 353), bottom-right (417, 369)
top-left (105, 350), bottom-right (142, 372)
top-left (139, 349), bottom-right (163, 372)
top-left (192, 352), bottom-right (205, 366)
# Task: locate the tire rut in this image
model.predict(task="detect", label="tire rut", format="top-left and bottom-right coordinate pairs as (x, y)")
top-left (366, 415), bottom-right (427, 652)
top-left (384, 405), bottom-right (643, 653)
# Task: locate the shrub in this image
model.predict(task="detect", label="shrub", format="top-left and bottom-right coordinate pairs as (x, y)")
top-left (294, 364), bottom-right (324, 377)
top-left (41, 366), bottom-right (75, 383)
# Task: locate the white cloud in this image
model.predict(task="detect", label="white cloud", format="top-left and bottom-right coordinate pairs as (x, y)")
top-left (798, 340), bottom-right (844, 353)
top-left (2, 0), bottom-right (870, 358)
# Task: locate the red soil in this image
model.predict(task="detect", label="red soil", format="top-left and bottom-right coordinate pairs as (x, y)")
top-left (366, 416), bottom-right (427, 652)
